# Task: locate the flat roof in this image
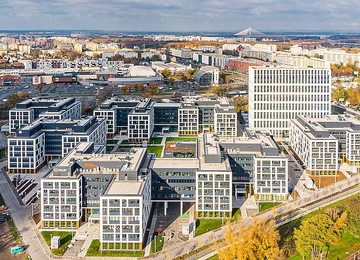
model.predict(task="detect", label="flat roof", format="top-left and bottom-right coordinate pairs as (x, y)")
top-left (151, 158), bottom-right (199, 169)
top-left (106, 181), bottom-right (145, 195)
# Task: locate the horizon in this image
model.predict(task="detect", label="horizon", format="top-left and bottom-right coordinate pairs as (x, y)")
top-left (1, 0), bottom-right (359, 32)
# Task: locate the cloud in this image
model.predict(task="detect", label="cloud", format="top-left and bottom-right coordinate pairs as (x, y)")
top-left (0, 0), bottom-right (359, 32)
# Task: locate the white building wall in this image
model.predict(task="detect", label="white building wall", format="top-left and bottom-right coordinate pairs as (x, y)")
top-left (249, 67), bottom-right (331, 138)
top-left (41, 178), bottom-right (82, 226)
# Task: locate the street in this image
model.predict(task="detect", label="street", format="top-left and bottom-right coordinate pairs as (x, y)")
top-left (0, 163), bottom-right (47, 260)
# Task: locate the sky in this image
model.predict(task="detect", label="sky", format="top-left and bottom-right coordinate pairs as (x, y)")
top-left (1, 0), bottom-right (359, 32)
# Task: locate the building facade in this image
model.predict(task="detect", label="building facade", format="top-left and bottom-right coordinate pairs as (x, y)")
top-left (9, 97), bottom-right (81, 133)
top-left (249, 66), bottom-right (331, 138)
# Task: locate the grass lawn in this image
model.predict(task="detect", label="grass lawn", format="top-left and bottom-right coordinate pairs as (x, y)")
top-left (150, 235), bottom-right (164, 254)
top-left (206, 255), bottom-right (219, 260)
top-left (86, 239), bottom-right (144, 257)
top-left (147, 146), bottom-right (163, 157)
top-left (289, 232), bottom-right (360, 260)
top-left (280, 194), bottom-right (360, 259)
top-left (150, 137), bottom-right (163, 144)
top-left (259, 202), bottom-right (282, 212)
top-left (106, 139), bottom-right (119, 144)
top-left (166, 137), bottom-right (197, 142)
top-left (42, 231), bottom-right (73, 256)
top-left (121, 140), bottom-right (129, 144)
top-left (0, 149), bottom-right (6, 159)
top-left (106, 146), bottom-right (114, 153)
top-left (195, 209), bottom-right (241, 236)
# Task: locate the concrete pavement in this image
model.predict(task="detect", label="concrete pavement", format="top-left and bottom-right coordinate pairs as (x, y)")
top-left (0, 165), bottom-right (48, 260)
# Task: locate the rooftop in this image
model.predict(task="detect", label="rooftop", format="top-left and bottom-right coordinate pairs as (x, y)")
top-left (106, 180), bottom-right (145, 195)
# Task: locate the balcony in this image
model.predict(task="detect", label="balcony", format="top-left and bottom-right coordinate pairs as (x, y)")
top-left (122, 229), bottom-right (134, 234)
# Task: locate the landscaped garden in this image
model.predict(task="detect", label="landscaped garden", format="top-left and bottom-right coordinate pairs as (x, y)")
top-left (42, 231), bottom-right (73, 256)
top-left (86, 239), bottom-right (145, 257)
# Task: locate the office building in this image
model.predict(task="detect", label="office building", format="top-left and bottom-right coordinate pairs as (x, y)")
top-left (151, 131), bottom-right (288, 220)
top-left (96, 96), bottom-right (237, 138)
top-left (178, 96), bottom-right (237, 137)
top-left (8, 116), bottom-right (106, 173)
top-left (249, 66), bottom-right (331, 138)
top-left (127, 99), bottom-right (154, 143)
top-left (9, 97), bottom-right (81, 134)
top-left (41, 142), bottom-right (151, 251)
top-left (94, 97), bottom-right (154, 142)
top-left (290, 114), bottom-right (360, 175)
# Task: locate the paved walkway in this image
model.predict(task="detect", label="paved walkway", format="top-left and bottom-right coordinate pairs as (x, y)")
top-left (77, 224), bottom-right (100, 257)
top-left (0, 162), bottom-right (48, 260)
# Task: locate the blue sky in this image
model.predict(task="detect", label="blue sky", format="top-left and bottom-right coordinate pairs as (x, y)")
top-left (1, 0), bottom-right (359, 32)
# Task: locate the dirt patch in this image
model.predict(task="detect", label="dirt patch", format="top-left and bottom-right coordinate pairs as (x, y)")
top-left (310, 171), bottom-right (347, 189)
top-left (0, 222), bottom-right (26, 260)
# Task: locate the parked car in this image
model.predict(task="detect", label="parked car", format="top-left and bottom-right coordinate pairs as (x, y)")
top-left (11, 246), bottom-right (24, 254)
top-left (0, 218), bottom-right (7, 223)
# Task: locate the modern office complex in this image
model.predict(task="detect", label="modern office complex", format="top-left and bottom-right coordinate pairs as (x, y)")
top-left (290, 114), bottom-right (360, 175)
top-left (249, 66), bottom-right (331, 138)
top-left (41, 142), bottom-right (151, 251)
top-left (95, 96), bottom-right (237, 139)
top-left (178, 96), bottom-right (237, 137)
top-left (151, 131), bottom-right (288, 220)
top-left (9, 97), bottom-right (81, 134)
top-left (8, 116), bottom-right (106, 173)
top-left (93, 97), bottom-right (140, 138)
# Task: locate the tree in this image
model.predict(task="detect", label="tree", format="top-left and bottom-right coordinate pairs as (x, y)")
top-left (168, 76), bottom-right (175, 85)
top-left (160, 69), bottom-right (170, 77)
top-left (232, 96), bottom-right (248, 113)
top-left (35, 84), bottom-right (44, 94)
top-left (212, 84), bottom-right (229, 97)
top-left (96, 89), bottom-right (112, 105)
top-left (343, 195), bottom-right (360, 236)
top-left (332, 85), bottom-right (347, 103)
top-left (214, 219), bottom-right (283, 260)
top-left (347, 87), bottom-right (359, 106)
top-left (5, 91), bottom-right (29, 109)
top-left (148, 85), bottom-right (159, 95)
top-left (120, 86), bottom-right (131, 95)
top-left (294, 214), bottom-right (339, 259)
top-left (225, 75), bottom-right (231, 85)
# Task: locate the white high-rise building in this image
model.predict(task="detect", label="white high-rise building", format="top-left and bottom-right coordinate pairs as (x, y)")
top-left (249, 66), bottom-right (331, 138)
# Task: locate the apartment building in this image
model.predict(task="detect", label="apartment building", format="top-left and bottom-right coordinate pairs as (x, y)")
top-left (290, 114), bottom-right (360, 175)
top-left (41, 142), bottom-right (151, 251)
top-left (8, 116), bottom-right (106, 173)
top-left (9, 97), bottom-right (81, 133)
top-left (249, 66), bottom-right (331, 138)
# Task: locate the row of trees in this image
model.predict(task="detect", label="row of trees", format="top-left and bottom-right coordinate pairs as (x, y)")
top-left (332, 85), bottom-right (360, 106)
top-left (120, 84), bottom-right (159, 96)
top-left (331, 62), bottom-right (360, 77)
top-left (214, 219), bottom-right (283, 260)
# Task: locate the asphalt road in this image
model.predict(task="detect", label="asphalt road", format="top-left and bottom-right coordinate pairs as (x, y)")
top-left (0, 163), bottom-right (47, 260)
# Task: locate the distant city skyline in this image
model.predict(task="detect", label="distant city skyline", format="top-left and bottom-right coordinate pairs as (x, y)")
top-left (1, 0), bottom-right (359, 32)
